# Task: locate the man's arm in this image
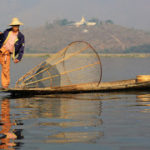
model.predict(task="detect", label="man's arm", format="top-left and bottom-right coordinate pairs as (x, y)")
top-left (15, 35), bottom-right (25, 63)
top-left (0, 31), bottom-right (3, 41)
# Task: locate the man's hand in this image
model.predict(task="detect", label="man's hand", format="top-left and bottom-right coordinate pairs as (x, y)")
top-left (14, 59), bottom-right (20, 63)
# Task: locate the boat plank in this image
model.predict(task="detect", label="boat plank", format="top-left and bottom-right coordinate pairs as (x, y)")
top-left (1, 78), bottom-right (150, 95)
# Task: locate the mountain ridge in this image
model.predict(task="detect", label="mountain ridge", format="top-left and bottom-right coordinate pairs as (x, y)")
top-left (23, 23), bottom-right (150, 53)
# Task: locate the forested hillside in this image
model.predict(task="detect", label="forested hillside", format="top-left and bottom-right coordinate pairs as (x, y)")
top-left (23, 22), bottom-right (150, 53)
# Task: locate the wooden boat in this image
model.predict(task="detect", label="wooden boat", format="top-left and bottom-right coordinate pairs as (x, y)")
top-left (1, 42), bottom-right (150, 96)
top-left (1, 77), bottom-right (150, 96)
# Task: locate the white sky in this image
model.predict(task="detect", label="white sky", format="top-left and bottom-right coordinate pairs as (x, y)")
top-left (0, 0), bottom-right (150, 31)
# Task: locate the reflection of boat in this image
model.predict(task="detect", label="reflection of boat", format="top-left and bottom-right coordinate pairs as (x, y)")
top-left (15, 93), bottom-right (104, 143)
top-left (46, 131), bottom-right (103, 144)
top-left (137, 94), bottom-right (150, 102)
top-left (136, 94), bottom-right (150, 113)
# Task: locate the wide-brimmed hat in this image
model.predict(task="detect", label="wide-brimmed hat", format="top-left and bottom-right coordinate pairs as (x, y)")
top-left (9, 18), bottom-right (24, 26)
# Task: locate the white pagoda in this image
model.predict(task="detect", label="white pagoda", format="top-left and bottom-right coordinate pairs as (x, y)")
top-left (74, 17), bottom-right (96, 27)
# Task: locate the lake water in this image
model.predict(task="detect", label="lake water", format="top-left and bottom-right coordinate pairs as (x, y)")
top-left (0, 57), bottom-right (150, 150)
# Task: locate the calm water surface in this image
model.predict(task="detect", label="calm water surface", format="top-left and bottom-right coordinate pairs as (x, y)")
top-left (0, 57), bottom-right (150, 150)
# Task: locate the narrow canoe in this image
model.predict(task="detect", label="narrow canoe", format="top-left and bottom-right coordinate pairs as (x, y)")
top-left (1, 78), bottom-right (150, 96)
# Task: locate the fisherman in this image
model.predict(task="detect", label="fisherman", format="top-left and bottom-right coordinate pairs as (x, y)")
top-left (0, 18), bottom-right (25, 89)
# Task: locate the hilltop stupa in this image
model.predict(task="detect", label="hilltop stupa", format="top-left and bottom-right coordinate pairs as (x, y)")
top-left (74, 17), bottom-right (96, 27)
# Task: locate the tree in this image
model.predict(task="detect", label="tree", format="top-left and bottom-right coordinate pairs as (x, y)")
top-left (53, 19), bottom-right (74, 26)
top-left (105, 20), bottom-right (114, 24)
top-left (88, 18), bottom-right (100, 25)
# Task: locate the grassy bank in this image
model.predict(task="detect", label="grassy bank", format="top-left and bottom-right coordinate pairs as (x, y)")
top-left (24, 53), bottom-right (51, 57)
top-left (24, 53), bottom-right (150, 58)
top-left (100, 53), bottom-right (150, 58)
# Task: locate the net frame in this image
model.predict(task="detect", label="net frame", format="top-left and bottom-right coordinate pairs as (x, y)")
top-left (15, 41), bottom-right (102, 88)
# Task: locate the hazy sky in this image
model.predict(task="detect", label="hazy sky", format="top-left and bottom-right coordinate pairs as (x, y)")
top-left (0, 0), bottom-right (150, 30)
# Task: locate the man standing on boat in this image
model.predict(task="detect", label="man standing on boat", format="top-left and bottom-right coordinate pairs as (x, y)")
top-left (0, 18), bottom-right (25, 89)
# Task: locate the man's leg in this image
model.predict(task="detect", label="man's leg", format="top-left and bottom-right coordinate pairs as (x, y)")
top-left (0, 53), bottom-right (3, 88)
top-left (1, 54), bottom-right (10, 88)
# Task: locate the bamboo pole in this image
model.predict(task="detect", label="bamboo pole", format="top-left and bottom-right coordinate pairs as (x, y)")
top-left (24, 61), bottom-right (100, 86)
top-left (16, 46), bottom-right (68, 86)
top-left (22, 46), bottom-right (89, 84)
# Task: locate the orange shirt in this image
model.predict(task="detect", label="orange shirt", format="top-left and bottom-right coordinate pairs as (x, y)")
top-left (3, 31), bottom-right (18, 53)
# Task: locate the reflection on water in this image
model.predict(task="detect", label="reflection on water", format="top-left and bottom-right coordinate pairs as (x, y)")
top-left (0, 99), bottom-right (24, 149)
top-left (1, 92), bottom-right (150, 149)
top-left (136, 94), bottom-right (150, 113)
top-left (13, 93), bottom-right (103, 144)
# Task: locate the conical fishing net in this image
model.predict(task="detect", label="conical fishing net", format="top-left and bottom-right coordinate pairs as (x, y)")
top-left (16, 41), bottom-right (102, 88)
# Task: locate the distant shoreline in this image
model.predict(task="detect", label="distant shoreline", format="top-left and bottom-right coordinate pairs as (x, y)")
top-left (24, 53), bottom-right (150, 58)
